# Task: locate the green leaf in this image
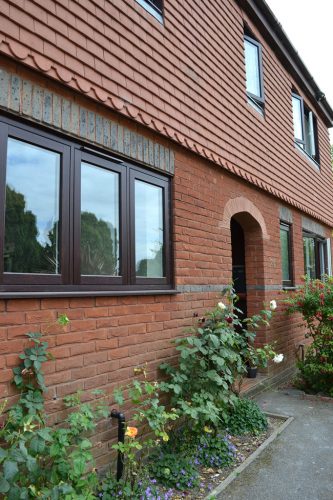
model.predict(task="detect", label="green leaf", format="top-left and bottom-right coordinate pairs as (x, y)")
top-left (0, 448), bottom-right (7, 462)
top-left (113, 388), bottom-right (124, 405)
top-left (79, 438), bottom-right (92, 450)
top-left (3, 460), bottom-right (18, 481)
top-left (0, 477), bottom-right (10, 493)
top-left (30, 436), bottom-right (46, 454)
top-left (58, 314), bottom-right (70, 326)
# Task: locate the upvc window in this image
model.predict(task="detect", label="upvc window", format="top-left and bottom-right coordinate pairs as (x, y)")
top-left (280, 222), bottom-right (293, 287)
top-left (292, 93), bottom-right (319, 164)
top-left (244, 35), bottom-right (265, 114)
top-left (0, 117), bottom-right (172, 295)
top-left (303, 232), bottom-right (331, 279)
top-left (136, 0), bottom-right (163, 22)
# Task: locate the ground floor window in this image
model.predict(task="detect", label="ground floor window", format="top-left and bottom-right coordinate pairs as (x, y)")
top-left (0, 116), bottom-right (172, 295)
top-left (303, 232), bottom-right (331, 279)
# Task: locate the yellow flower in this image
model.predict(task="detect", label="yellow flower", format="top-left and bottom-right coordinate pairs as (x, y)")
top-left (162, 433), bottom-right (169, 442)
top-left (125, 426), bottom-right (138, 438)
top-left (204, 426), bottom-right (213, 433)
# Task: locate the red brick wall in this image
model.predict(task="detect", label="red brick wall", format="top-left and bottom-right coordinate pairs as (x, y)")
top-left (0, 0), bottom-right (332, 223)
top-left (0, 143), bottom-right (325, 466)
top-left (0, 0), bottom-right (332, 470)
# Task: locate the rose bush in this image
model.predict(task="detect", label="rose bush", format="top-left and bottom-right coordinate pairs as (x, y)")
top-left (286, 276), bottom-right (333, 396)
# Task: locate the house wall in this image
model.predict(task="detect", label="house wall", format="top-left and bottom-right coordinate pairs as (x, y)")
top-left (0, 0), bottom-right (332, 469)
top-left (0, 130), bottom-right (317, 467)
top-left (0, 0), bottom-right (332, 223)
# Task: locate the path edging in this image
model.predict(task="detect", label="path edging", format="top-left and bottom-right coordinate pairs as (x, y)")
top-left (204, 413), bottom-right (294, 499)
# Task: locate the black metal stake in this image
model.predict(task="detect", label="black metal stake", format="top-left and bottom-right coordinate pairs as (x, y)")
top-left (110, 409), bottom-right (126, 481)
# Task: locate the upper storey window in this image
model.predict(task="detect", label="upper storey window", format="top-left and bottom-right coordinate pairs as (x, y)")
top-left (292, 93), bottom-right (319, 165)
top-left (244, 34), bottom-right (265, 114)
top-left (136, 0), bottom-right (163, 22)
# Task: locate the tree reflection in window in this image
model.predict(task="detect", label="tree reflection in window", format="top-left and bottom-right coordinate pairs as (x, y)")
top-left (4, 138), bottom-right (60, 274)
top-left (81, 212), bottom-right (118, 276)
top-left (135, 179), bottom-right (164, 278)
top-left (80, 162), bottom-right (120, 276)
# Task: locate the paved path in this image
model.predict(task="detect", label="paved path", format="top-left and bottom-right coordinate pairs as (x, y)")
top-left (218, 389), bottom-right (333, 500)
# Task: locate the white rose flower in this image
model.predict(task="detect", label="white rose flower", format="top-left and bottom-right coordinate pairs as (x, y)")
top-left (273, 354), bottom-right (284, 364)
top-left (218, 302), bottom-right (226, 310)
top-left (270, 300), bottom-right (277, 311)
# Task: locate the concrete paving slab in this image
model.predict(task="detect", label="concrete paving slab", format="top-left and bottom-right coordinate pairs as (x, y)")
top-left (217, 389), bottom-right (333, 500)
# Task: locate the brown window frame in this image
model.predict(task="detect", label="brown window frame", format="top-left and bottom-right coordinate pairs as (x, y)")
top-left (244, 34), bottom-right (265, 114)
top-left (280, 221), bottom-right (293, 288)
top-left (0, 115), bottom-right (173, 297)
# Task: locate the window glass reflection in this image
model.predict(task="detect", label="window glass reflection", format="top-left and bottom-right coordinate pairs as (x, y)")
top-left (4, 138), bottom-right (60, 274)
top-left (303, 237), bottom-right (316, 279)
top-left (280, 227), bottom-right (290, 282)
top-left (81, 162), bottom-right (120, 276)
top-left (135, 180), bottom-right (164, 278)
top-left (245, 39), bottom-right (261, 97)
top-left (292, 96), bottom-right (304, 143)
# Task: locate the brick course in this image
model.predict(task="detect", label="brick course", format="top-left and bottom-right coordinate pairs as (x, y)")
top-left (0, 0), bottom-right (332, 471)
top-left (0, 1), bottom-right (332, 223)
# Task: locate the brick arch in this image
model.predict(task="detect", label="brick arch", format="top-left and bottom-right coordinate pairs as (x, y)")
top-left (220, 196), bottom-right (269, 239)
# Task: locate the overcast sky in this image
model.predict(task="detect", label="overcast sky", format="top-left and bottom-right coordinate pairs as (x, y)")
top-left (265, 0), bottom-right (333, 142)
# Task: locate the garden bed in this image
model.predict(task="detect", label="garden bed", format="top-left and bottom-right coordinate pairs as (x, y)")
top-left (153, 414), bottom-right (291, 499)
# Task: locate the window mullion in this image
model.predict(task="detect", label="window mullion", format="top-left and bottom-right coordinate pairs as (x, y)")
top-left (128, 169), bottom-right (136, 285)
top-left (121, 165), bottom-right (130, 285)
top-left (0, 122), bottom-right (8, 281)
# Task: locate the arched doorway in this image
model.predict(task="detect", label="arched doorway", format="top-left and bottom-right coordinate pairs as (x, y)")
top-left (228, 208), bottom-right (267, 323)
top-left (231, 217), bottom-right (247, 319)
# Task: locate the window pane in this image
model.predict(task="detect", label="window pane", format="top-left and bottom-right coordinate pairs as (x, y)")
top-left (292, 96), bottom-right (304, 142)
top-left (280, 226), bottom-right (290, 282)
top-left (4, 138), bottom-right (60, 274)
top-left (303, 236), bottom-right (316, 279)
top-left (135, 180), bottom-right (164, 278)
top-left (244, 39), bottom-right (261, 97)
top-left (81, 162), bottom-right (119, 276)
top-left (304, 110), bottom-right (316, 157)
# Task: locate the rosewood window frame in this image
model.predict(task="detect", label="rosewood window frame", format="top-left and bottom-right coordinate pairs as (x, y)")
top-left (0, 115), bottom-right (173, 297)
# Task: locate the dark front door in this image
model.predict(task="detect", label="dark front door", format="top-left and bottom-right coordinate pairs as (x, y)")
top-left (231, 218), bottom-right (247, 319)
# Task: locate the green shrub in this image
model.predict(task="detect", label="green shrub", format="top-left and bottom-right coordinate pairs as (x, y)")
top-left (286, 276), bottom-right (333, 396)
top-left (148, 450), bottom-right (200, 490)
top-left (224, 398), bottom-right (268, 435)
top-left (160, 286), bottom-right (276, 428)
top-left (0, 318), bottom-right (109, 499)
top-left (99, 474), bottom-right (173, 499)
top-left (193, 431), bottom-right (236, 468)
